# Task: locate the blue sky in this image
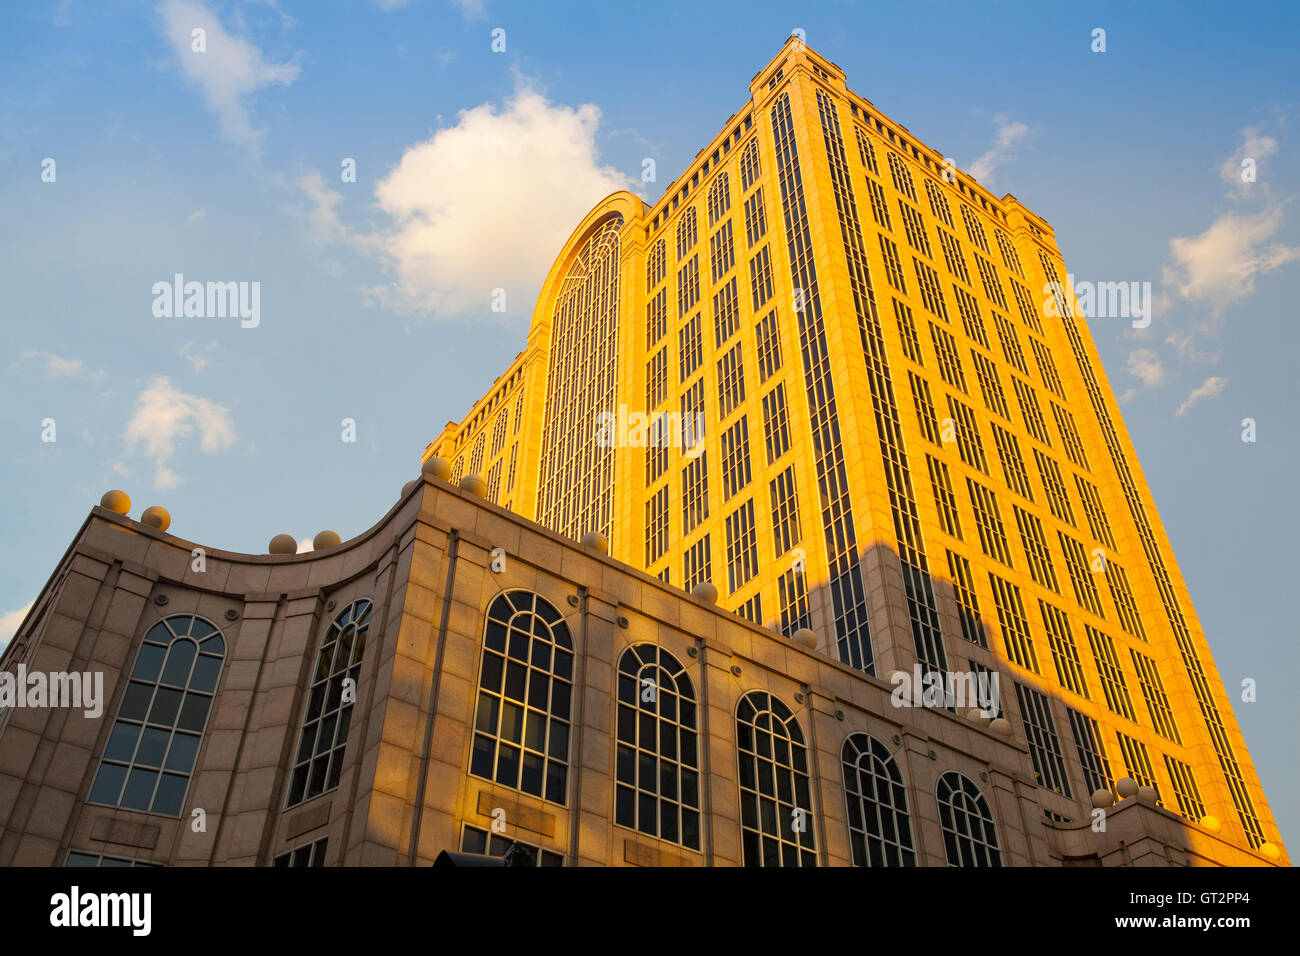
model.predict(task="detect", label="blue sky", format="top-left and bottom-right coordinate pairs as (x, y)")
top-left (1, 0), bottom-right (1297, 847)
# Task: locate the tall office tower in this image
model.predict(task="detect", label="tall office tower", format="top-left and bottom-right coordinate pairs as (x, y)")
top-left (424, 39), bottom-right (1281, 855)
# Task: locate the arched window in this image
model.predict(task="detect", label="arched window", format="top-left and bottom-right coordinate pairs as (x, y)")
top-left (88, 614), bottom-right (226, 816)
top-left (450, 456), bottom-right (464, 484)
top-left (615, 644), bottom-right (700, 849)
top-left (469, 591), bottom-right (573, 804)
top-left (936, 771), bottom-right (1001, 866)
top-left (841, 733), bottom-right (915, 866)
top-left (736, 691), bottom-right (816, 866)
top-left (469, 433), bottom-right (486, 478)
top-left (286, 599), bottom-right (371, 807)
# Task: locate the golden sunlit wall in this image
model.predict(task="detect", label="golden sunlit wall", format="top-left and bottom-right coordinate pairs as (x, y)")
top-left (427, 38), bottom-right (1284, 863)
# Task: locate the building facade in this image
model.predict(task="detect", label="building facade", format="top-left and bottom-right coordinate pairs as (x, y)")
top-left (0, 40), bottom-right (1284, 868)
top-left (423, 39), bottom-right (1286, 862)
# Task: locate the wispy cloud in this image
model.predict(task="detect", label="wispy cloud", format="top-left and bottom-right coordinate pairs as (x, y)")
top-left (156, 0), bottom-right (301, 151)
top-left (969, 114), bottom-right (1029, 185)
top-left (1126, 348), bottom-right (1167, 388)
top-left (122, 375), bottom-right (236, 489)
top-left (1176, 376), bottom-right (1228, 417)
top-left (1163, 205), bottom-right (1300, 315)
top-left (13, 350), bottom-right (102, 383)
top-left (1220, 126), bottom-right (1278, 197)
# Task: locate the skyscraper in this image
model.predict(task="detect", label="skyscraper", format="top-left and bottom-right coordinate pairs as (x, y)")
top-left (425, 37), bottom-right (1282, 857)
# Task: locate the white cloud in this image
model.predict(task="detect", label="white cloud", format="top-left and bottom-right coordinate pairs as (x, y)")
top-left (0, 601), bottom-right (34, 653)
top-left (304, 82), bottom-right (634, 322)
top-left (297, 537), bottom-right (313, 553)
top-left (450, 0), bottom-right (486, 18)
top-left (1118, 388), bottom-right (1137, 404)
top-left (15, 350), bottom-right (98, 381)
top-left (1163, 206), bottom-right (1300, 314)
top-left (1176, 376), bottom-right (1228, 417)
top-left (969, 115), bottom-right (1029, 185)
top-left (122, 376), bottom-right (237, 489)
top-left (1125, 348), bottom-right (1167, 388)
top-left (1220, 127), bottom-right (1278, 195)
top-left (180, 341), bottom-right (219, 372)
top-left (371, 0), bottom-right (409, 9)
top-left (187, 208), bottom-right (207, 223)
top-left (156, 0), bottom-right (301, 150)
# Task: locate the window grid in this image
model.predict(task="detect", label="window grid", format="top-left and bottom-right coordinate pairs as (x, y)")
top-left (1033, 449), bottom-right (1077, 526)
top-left (1059, 532), bottom-right (1107, 618)
top-left (1131, 650), bottom-right (1182, 743)
top-left (1030, 337), bottom-right (1066, 399)
top-left (1068, 708), bottom-right (1114, 796)
top-left (1105, 560), bottom-right (1148, 641)
top-left (887, 150), bottom-right (918, 202)
top-left (1014, 378), bottom-right (1053, 447)
top-left (1011, 279), bottom-right (1046, 335)
top-left (974, 353), bottom-right (1012, 421)
top-left (927, 455), bottom-right (963, 539)
top-left (989, 573), bottom-right (1039, 672)
top-left (930, 323), bottom-right (967, 393)
top-left (1075, 475), bottom-right (1118, 550)
top-left (761, 383), bottom-right (791, 465)
top-left (974, 253), bottom-right (1008, 310)
top-left (706, 170), bottom-right (731, 227)
top-left (1051, 402), bottom-right (1090, 469)
top-left (1014, 506), bottom-right (1059, 592)
top-left (725, 499), bottom-right (760, 592)
top-left (720, 416), bottom-right (753, 501)
top-left (866, 177), bottom-right (892, 230)
top-left (777, 567), bottom-right (811, 637)
top-left (683, 535), bottom-right (712, 592)
top-left (948, 396), bottom-right (989, 474)
top-left (878, 233), bottom-right (907, 292)
top-left (744, 187), bottom-right (768, 246)
top-left (647, 238), bottom-right (666, 292)
top-left (675, 206), bottom-right (697, 260)
top-left (755, 310), bottom-right (782, 382)
top-left (461, 825), bottom-right (564, 867)
top-left (947, 550), bottom-right (987, 647)
top-left (894, 298), bottom-right (923, 365)
top-left (925, 177), bottom-right (954, 228)
top-left (910, 372), bottom-right (941, 445)
top-left (937, 228), bottom-right (970, 284)
top-left (952, 285), bottom-right (988, 348)
top-left (1087, 625), bottom-right (1137, 720)
top-left (682, 451), bottom-right (710, 533)
top-left (914, 258), bottom-right (949, 319)
top-left (937, 771), bottom-right (1001, 867)
top-left (615, 644), bottom-right (701, 849)
top-left (991, 311), bottom-right (1028, 374)
top-left (1015, 682), bottom-right (1072, 797)
top-left (678, 313), bottom-right (703, 382)
top-left (749, 245), bottom-right (774, 311)
top-left (968, 478), bottom-right (1013, 566)
top-left (1164, 756), bottom-right (1206, 822)
top-left (736, 692), bottom-right (817, 866)
top-left (717, 341), bottom-right (747, 420)
top-left (898, 200), bottom-right (932, 257)
top-left (769, 465), bottom-right (802, 558)
top-left (89, 614), bottom-right (227, 817)
top-left (645, 484), bottom-right (669, 566)
top-left (842, 734), bottom-right (916, 866)
top-left (468, 592), bottom-right (573, 805)
top-left (740, 137), bottom-right (761, 191)
top-left (1039, 600), bottom-right (1090, 698)
top-left (1116, 732), bottom-right (1161, 801)
top-left (709, 220), bottom-right (736, 284)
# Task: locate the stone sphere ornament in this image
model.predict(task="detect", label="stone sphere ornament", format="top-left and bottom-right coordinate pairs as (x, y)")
top-left (792, 628), bottom-right (817, 649)
top-left (691, 582), bottom-right (718, 604)
top-left (313, 530), bottom-right (341, 550)
top-left (1116, 777), bottom-right (1139, 799)
top-left (141, 506), bottom-right (171, 532)
top-left (580, 531), bottom-right (608, 554)
top-left (422, 456), bottom-right (451, 480)
top-left (268, 534), bottom-right (298, 555)
top-left (100, 490), bottom-right (131, 514)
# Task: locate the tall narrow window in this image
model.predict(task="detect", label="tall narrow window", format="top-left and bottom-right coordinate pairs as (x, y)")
top-left (88, 614), bottom-right (226, 816)
top-left (615, 645), bottom-right (701, 850)
top-left (736, 691), bottom-right (816, 866)
top-left (285, 599), bottom-right (370, 807)
top-left (936, 771), bottom-right (1001, 867)
top-left (841, 734), bottom-right (915, 866)
top-left (469, 591), bottom-right (573, 805)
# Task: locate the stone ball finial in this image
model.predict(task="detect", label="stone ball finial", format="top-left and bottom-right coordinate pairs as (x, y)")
top-left (422, 456), bottom-right (452, 480)
top-left (141, 506), bottom-right (171, 532)
top-left (1116, 777), bottom-right (1139, 799)
top-left (268, 534), bottom-right (298, 555)
top-left (792, 627), bottom-right (817, 649)
top-left (966, 708), bottom-right (990, 723)
top-left (581, 531), bottom-right (609, 554)
top-left (1091, 789), bottom-right (1114, 809)
top-left (1261, 842), bottom-right (1281, 860)
top-left (100, 490), bottom-right (131, 514)
top-left (988, 717), bottom-right (1012, 737)
top-left (691, 581), bottom-right (718, 604)
top-left (1137, 785), bottom-right (1158, 803)
top-left (1200, 814), bottom-right (1221, 833)
top-left (459, 474), bottom-right (487, 498)
top-left (313, 530), bottom-right (341, 551)
top-left (402, 479), bottom-right (418, 497)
